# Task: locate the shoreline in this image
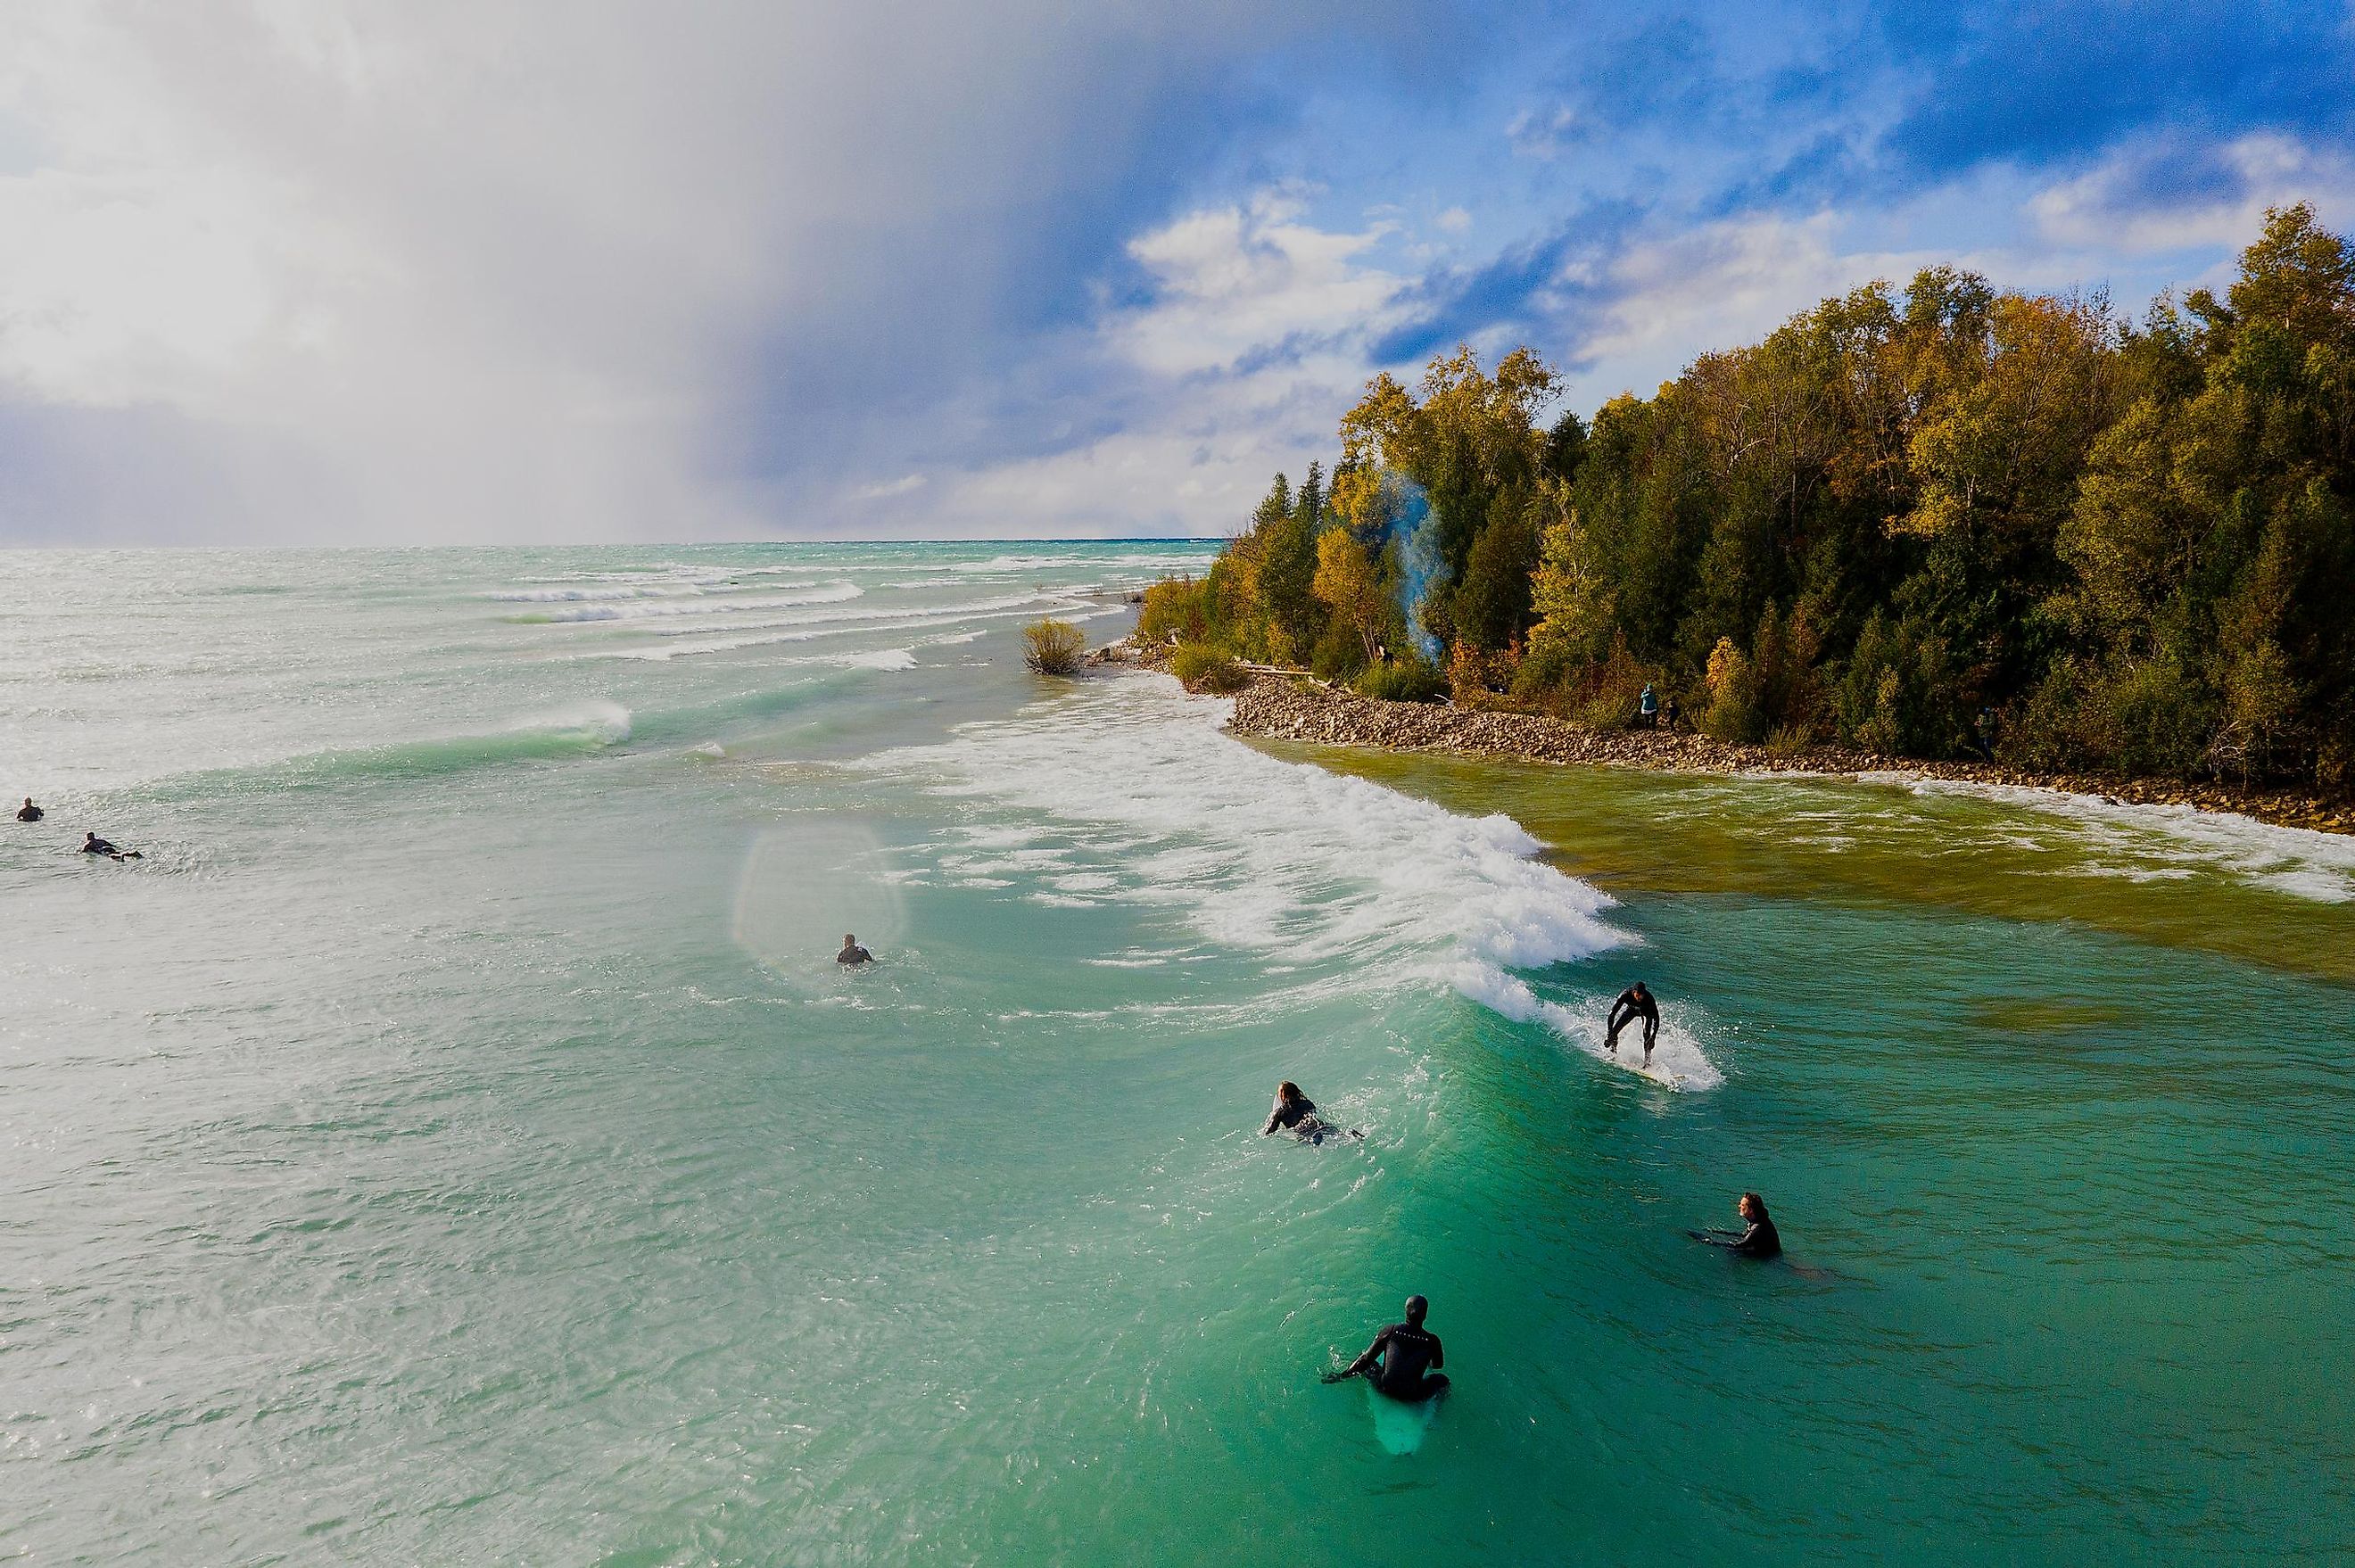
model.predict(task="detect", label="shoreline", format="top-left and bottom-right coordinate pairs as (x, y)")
top-left (1199, 669), bottom-right (2355, 839)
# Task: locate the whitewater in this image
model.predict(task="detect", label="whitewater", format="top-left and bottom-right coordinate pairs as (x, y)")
top-left (4, 541), bottom-right (2350, 1566)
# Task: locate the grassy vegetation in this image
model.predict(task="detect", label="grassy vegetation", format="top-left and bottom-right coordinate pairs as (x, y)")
top-left (1021, 618), bottom-right (1087, 676)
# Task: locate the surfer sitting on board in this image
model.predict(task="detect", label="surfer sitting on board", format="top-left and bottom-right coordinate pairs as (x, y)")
top-left (1605, 981), bottom-right (1660, 1067)
top-left (1325, 1295), bottom-right (1448, 1401)
top-left (836, 934), bottom-right (873, 966)
top-left (80, 832), bottom-right (139, 861)
top-left (1260, 1081), bottom-right (1361, 1144)
top-left (1689, 1193), bottom-right (1781, 1259)
top-left (16, 796), bottom-right (41, 821)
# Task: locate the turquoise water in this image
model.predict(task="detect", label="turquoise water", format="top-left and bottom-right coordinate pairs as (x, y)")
top-left (4, 545), bottom-right (2352, 1564)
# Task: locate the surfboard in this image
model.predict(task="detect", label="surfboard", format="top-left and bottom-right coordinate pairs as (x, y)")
top-left (1584, 1039), bottom-right (1689, 1089)
top-left (1368, 1382), bottom-right (1440, 1456)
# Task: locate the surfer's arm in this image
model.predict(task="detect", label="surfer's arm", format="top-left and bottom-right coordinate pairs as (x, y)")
top-left (1427, 1334), bottom-right (1443, 1370)
top-left (1337, 1330), bottom-right (1390, 1379)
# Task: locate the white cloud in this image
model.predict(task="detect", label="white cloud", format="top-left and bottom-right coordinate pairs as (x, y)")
top-left (890, 194), bottom-right (1413, 537)
top-left (2029, 133), bottom-right (2355, 254)
top-left (0, 1), bottom-right (1406, 544)
top-left (1506, 103), bottom-right (1585, 161)
top-left (1115, 193), bottom-right (1405, 377)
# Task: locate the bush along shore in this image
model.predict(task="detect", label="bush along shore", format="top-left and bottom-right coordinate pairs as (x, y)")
top-left (1211, 669), bottom-right (2355, 837)
top-left (1136, 204), bottom-right (2355, 818)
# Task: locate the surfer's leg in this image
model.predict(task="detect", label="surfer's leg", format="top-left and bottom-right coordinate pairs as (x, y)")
top-left (1416, 1373), bottom-right (1450, 1399)
top-left (1643, 1019), bottom-right (1657, 1066)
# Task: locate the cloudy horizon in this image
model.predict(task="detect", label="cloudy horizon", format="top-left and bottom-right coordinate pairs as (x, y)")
top-left (3, 1), bottom-right (2351, 547)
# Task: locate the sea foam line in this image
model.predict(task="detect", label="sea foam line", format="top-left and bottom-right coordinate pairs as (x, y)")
top-left (868, 673), bottom-right (1717, 1088)
top-left (511, 582), bottom-right (857, 623)
top-left (1857, 772), bottom-right (2355, 904)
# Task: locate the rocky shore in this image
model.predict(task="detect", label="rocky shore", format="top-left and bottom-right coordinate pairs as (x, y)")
top-left (1216, 672), bottom-right (2355, 838)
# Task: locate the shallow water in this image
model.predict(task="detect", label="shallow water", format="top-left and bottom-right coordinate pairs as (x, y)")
top-left (4, 546), bottom-right (2351, 1564)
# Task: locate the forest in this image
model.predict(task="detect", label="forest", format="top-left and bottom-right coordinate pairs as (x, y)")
top-left (1141, 204), bottom-right (2355, 792)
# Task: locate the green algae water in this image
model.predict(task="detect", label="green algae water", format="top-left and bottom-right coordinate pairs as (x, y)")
top-left (4, 545), bottom-right (2353, 1565)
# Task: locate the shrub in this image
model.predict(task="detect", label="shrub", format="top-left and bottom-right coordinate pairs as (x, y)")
top-left (1569, 632), bottom-right (1652, 730)
top-left (1138, 576), bottom-right (1214, 647)
top-left (1022, 619), bottom-right (1087, 676)
top-left (1446, 640), bottom-right (1519, 707)
top-left (1171, 643), bottom-right (1251, 694)
top-left (1310, 615), bottom-right (1368, 681)
top-left (2086, 658), bottom-right (2216, 777)
top-left (1357, 659), bottom-right (1447, 702)
top-left (1858, 668), bottom-right (1905, 756)
top-left (1702, 637), bottom-right (1765, 743)
top-left (1764, 723), bottom-right (1814, 757)
top-left (2006, 661), bottom-right (2091, 771)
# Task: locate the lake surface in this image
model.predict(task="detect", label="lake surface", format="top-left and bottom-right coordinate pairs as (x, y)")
top-left (4, 544), bottom-right (2351, 1564)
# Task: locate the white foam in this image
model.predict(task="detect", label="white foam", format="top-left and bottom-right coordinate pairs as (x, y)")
top-left (865, 673), bottom-right (1705, 1085)
top-left (516, 582), bottom-right (863, 623)
top-left (601, 597), bottom-right (1111, 662)
top-left (482, 585), bottom-right (689, 602)
top-left (1451, 967), bottom-right (1722, 1089)
top-left (508, 699), bottom-right (632, 744)
top-left (950, 550), bottom-right (1215, 574)
top-left (835, 647), bottom-right (918, 671)
top-left (1881, 775), bottom-right (2355, 904)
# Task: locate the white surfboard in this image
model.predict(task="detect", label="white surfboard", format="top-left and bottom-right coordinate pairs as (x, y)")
top-left (1368, 1382), bottom-right (1440, 1455)
top-left (1452, 968), bottom-right (1721, 1090)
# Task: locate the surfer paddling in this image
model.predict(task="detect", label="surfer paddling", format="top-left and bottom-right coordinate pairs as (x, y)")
top-left (1605, 981), bottom-right (1659, 1067)
top-left (80, 831), bottom-right (140, 861)
top-left (1689, 1192), bottom-right (1781, 1259)
top-left (1260, 1081), bottom-right (1361, 1144)
top-left (835, 934), bottom-right (873, 966)
top-left (1325, 1294), bottom-right (1448, 1401)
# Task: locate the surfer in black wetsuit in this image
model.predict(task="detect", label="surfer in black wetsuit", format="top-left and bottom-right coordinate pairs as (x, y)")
top-left (1260, 1081), bottom-right (1360, 1143)
top-left (16, 797), bottom-right (41, 821)
top-left (1605, 981), bottom-right (1659, 1067)
top-left (1689, 1192), bottom-right (1781, 1259)
top-left (1326, 1295), bottom-right (1448, 1401)
top-left (836, 934), bottom-right (872, 966)
top-left (80, 831), bottom-right (138, 861)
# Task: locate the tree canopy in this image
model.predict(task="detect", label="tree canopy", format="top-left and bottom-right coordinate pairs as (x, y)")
top-left (1153, 205), bottom-right (2355, 792)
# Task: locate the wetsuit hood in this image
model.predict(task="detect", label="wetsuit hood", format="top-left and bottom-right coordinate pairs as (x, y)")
top-left (1403, 1295), bottom-right (1427, 1326)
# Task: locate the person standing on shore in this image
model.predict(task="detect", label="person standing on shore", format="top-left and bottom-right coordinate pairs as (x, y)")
top-left (1606, 981), bottom-right (1660, 1066)
top-left (1662, 693), bottom-right (1680, 733)
top-left (1639, 684), bottom-right (1658, 729)
top-left (1974, 706), bottom-right (1998, 763)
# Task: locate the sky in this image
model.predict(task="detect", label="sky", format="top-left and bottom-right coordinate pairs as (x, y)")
top-left (0, 1), bottom-right (2351, 546)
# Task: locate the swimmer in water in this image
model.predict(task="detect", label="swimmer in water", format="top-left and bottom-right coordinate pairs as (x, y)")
top-left (835, 934), bottom-right (873, 966)
top-left (16, 797), bottom-right (41, 821)
top-left (80, 831), bottom-right (139, 861)
top-left (1689, 1192), bottom-right (1781, 1259)
top-left (1325, 1295), bottom-right (1449, 1401)
top-left (1605, 981), bottom-right (1660, 1067)
top-left (1260, 1081), bottom-right (1360, 1143)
